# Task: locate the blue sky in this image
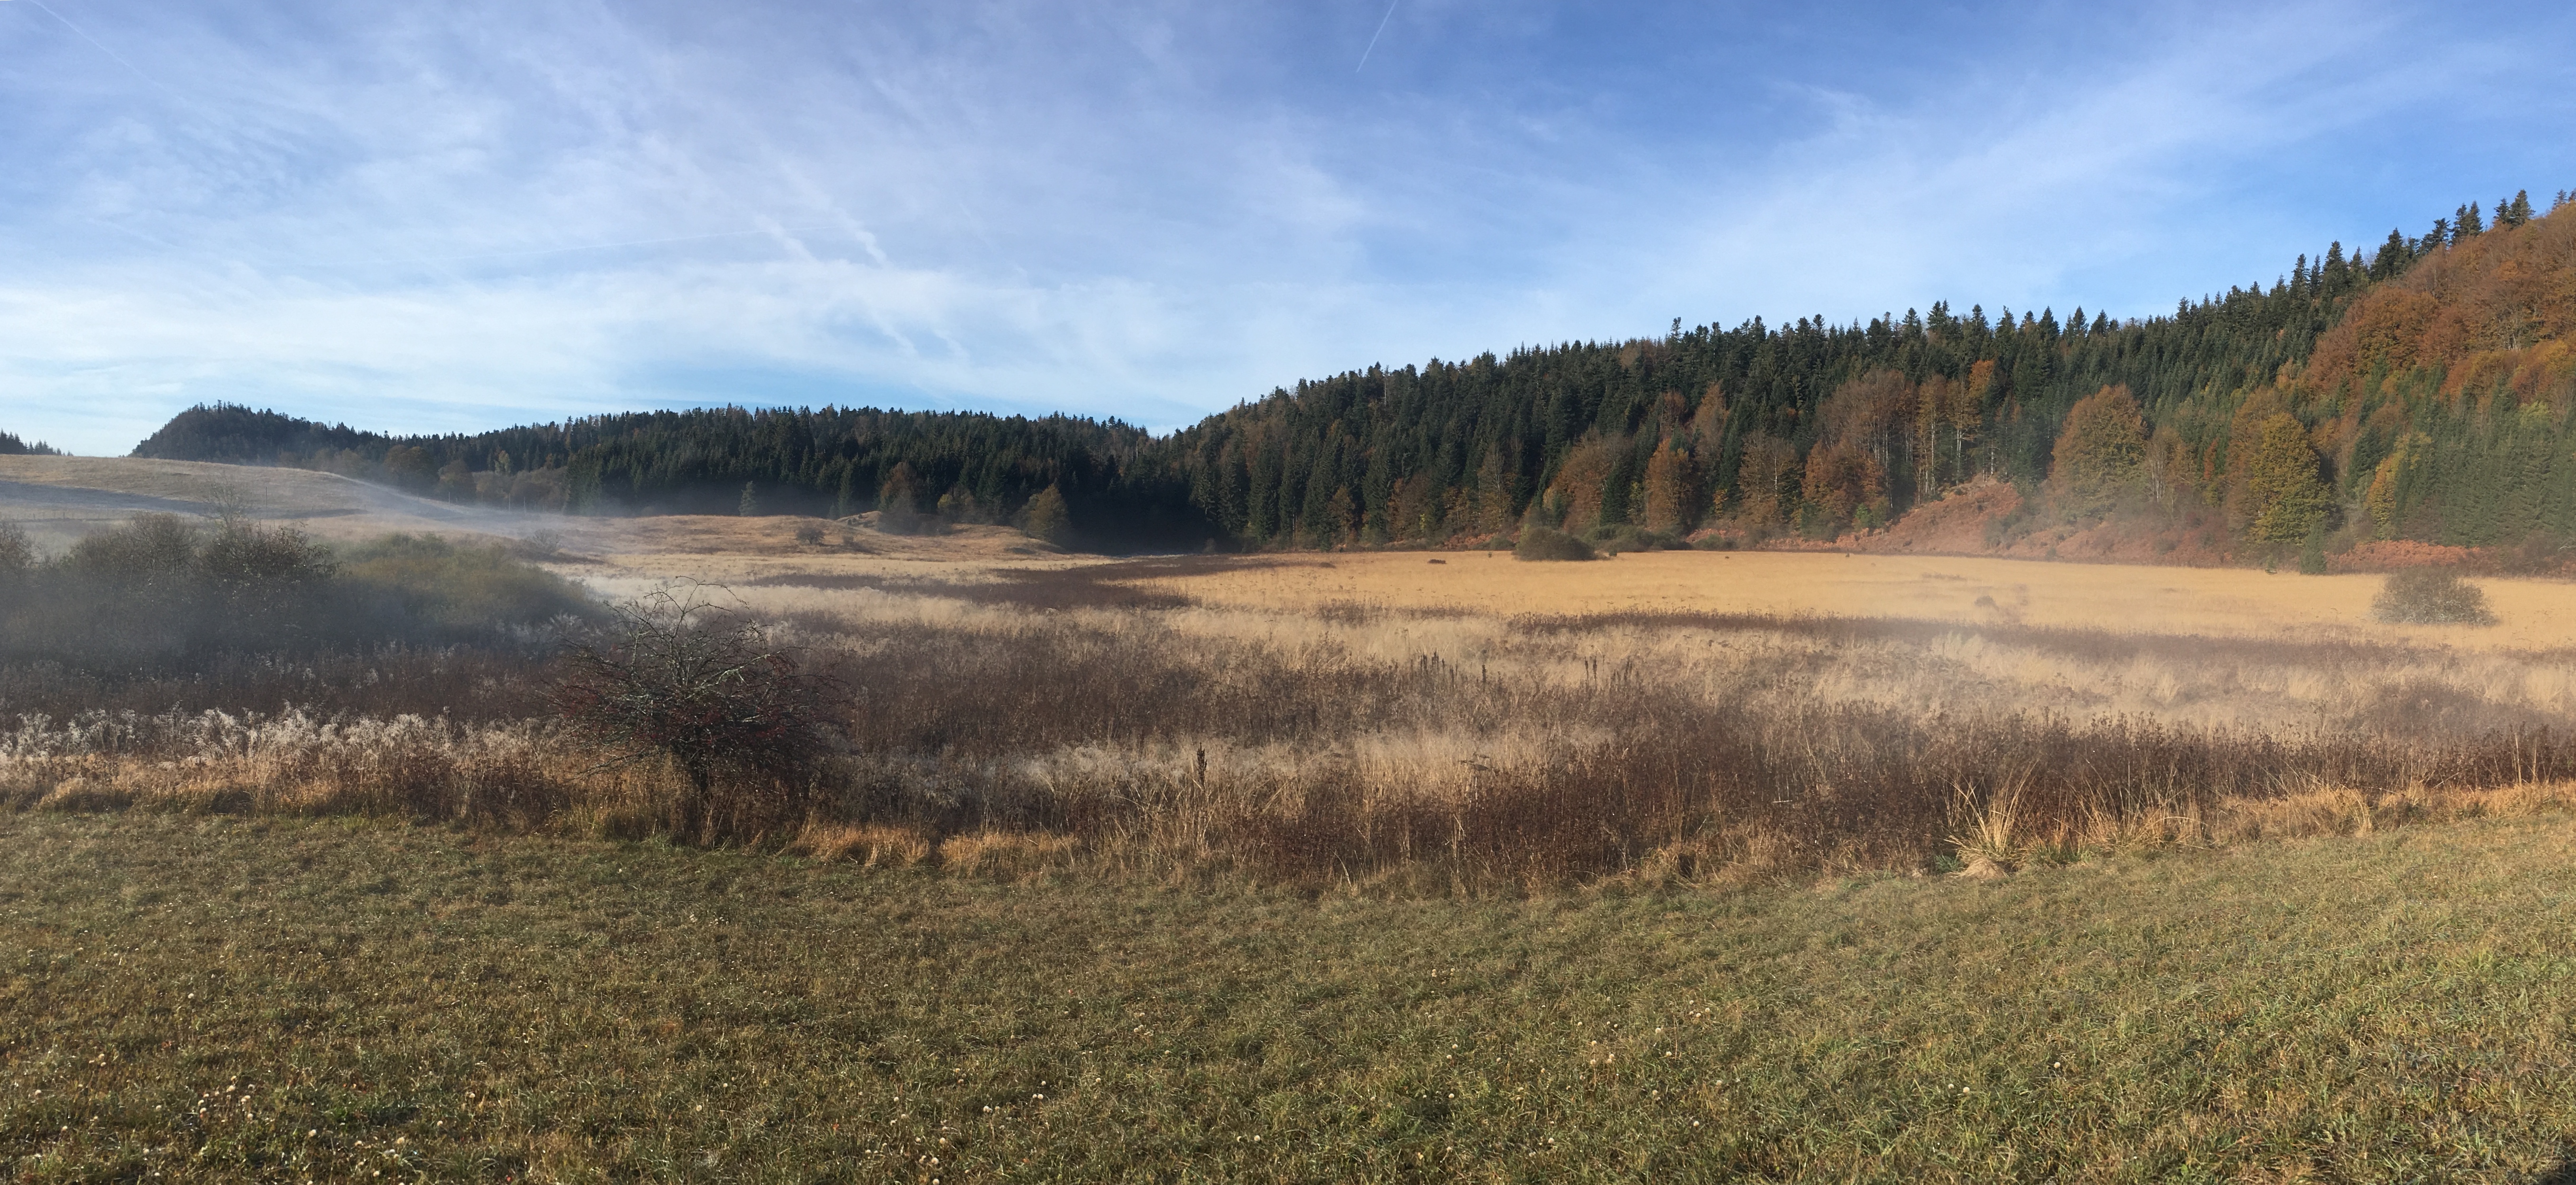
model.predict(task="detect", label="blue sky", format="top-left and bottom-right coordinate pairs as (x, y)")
top-left (4, 1), bottom-right (2571, 455)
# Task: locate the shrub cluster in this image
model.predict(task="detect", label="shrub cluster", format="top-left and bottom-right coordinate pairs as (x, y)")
top-left (0, 515), bottom-right (593, 671)
top-left (2372, 568), bottom-right (2496, 625)
top-left (1513, 527), bottom-right (1595, 561)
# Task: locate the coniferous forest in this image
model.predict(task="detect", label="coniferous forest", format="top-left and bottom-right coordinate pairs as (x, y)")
top-left (128, 191), bottom-right (2576, 559)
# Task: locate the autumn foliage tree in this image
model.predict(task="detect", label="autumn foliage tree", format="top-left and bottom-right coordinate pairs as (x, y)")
top-left (1640, 439), bottom-right (1701, 533)
top-left (2237, 414), bottom-right (2332, 546)
top-left (1020, 483), bottom-right (1072, 545)
top-left (2045, 385), bottom-right (2149, 520)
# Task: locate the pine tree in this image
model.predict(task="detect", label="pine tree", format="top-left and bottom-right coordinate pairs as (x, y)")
top-left (737, 482), bottom-right (759, 517)
top-left (2373, 229), bottom-right (2409, 278)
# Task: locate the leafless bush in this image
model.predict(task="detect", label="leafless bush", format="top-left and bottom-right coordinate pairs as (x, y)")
top-left (551, 584), bottom-right (846, 843)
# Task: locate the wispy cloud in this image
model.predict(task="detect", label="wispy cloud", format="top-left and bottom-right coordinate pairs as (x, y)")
top-left (2, 1), bottom-right (2570, 454)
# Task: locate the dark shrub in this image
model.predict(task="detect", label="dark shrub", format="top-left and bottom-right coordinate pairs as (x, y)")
top-left (338, 533), bottom-right (594, 635)
top-left (1588, 525), bottom-right (1683, 554)
top-left (2372, 569), bottom-right (2496, 625)
top-left (64, 513), bottom-right (199, 586)
top-left (2, 522), bottom-right (592, 673)
top-left (0, 520), bottom-right (31, 578)
top-left (1514, 527), bottom-right (1596, 562)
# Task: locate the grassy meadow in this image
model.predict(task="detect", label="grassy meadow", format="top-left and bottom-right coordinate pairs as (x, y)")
top-left (12, 811), bottom-right (2576, 1182)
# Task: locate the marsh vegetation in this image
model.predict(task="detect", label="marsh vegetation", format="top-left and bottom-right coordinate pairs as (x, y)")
top-left (6, 529), bottom-right (2568, 891)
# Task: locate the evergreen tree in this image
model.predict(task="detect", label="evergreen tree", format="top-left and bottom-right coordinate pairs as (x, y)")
top-left (2372, 229), bottom-right (2410, 279)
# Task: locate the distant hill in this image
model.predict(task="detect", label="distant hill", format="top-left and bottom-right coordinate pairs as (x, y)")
top-left (134, 404), bottom-right (1207, 550)
top-left (131, 191), bottom-right (2576, 563)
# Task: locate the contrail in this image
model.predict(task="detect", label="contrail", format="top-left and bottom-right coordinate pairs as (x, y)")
top-left (20, 0), bottom-right (171, 96)
top-left (303, 226), bottom-right (854, 269)
top-left (1356, 0), bottom-right (1397, 72)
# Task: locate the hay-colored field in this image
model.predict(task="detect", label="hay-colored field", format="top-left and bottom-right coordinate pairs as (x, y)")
top-left (0, 455), bottom-right (1070, 574)
top-left (9, 456), bottom-right (2570, 651)
top-left (1123, 550), bottom-right (2576, 650)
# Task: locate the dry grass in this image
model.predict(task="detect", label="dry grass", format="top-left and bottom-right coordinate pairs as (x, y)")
top-left (1125, 550), bottom-right (2576, 651)
top-left (9, 467), bottom-right (2576, 887)
top-left (13, 569), bottom-right (2576, 888)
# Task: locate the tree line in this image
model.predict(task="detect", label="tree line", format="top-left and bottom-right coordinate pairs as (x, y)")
top-left (132, 404), bottom-right (1211, 550)
top-left (0, 431), bottom-right (62, 456)
top-left (127, 191), bottom-right (2575, 559)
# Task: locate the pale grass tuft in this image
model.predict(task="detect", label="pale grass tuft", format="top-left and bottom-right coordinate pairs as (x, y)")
top-left (1948, 779), bottom-right (2025, 875)
top-left (2213, 785), bottom-right (2376, 843)
top-left (35, 776), bottom-right (133, 813)
top-left (938, 832), bottom-right (1082, 881)
top-left (792, 822), bottom-right (934, 868)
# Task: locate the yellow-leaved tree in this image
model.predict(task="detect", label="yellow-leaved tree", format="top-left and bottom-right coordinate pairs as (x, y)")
top-left (2238, 413), bottom-right (2330, 544)
top-left (2045, 385), bottom-right (2148, 520)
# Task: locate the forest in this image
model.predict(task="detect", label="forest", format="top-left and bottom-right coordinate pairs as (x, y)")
top-left (128, 191), bottom-right (2576, 561)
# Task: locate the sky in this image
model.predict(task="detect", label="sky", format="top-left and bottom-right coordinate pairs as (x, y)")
top-left (3, 1), bottom-right (2572, 455)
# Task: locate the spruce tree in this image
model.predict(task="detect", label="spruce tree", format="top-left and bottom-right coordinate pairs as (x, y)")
top-left (2374, 229), bottom-right (2409, 278)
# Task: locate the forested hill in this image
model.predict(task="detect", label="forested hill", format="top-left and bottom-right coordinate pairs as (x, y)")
top-left (133, 404), bottom-right (1211, 549)
top-left (131, 191), bottom-right (2576, 559)
top-left (1167, 192), bottom-right (2573, 561)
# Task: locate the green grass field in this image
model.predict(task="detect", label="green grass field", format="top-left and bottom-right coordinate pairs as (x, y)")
top-left (9, 813), bottom-right (2576, 1182)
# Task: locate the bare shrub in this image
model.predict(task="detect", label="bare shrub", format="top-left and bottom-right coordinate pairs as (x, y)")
top-left (2372, 568), bottom-right (2496, 625)
top-left (552, 584), bottom-right (845, 843)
